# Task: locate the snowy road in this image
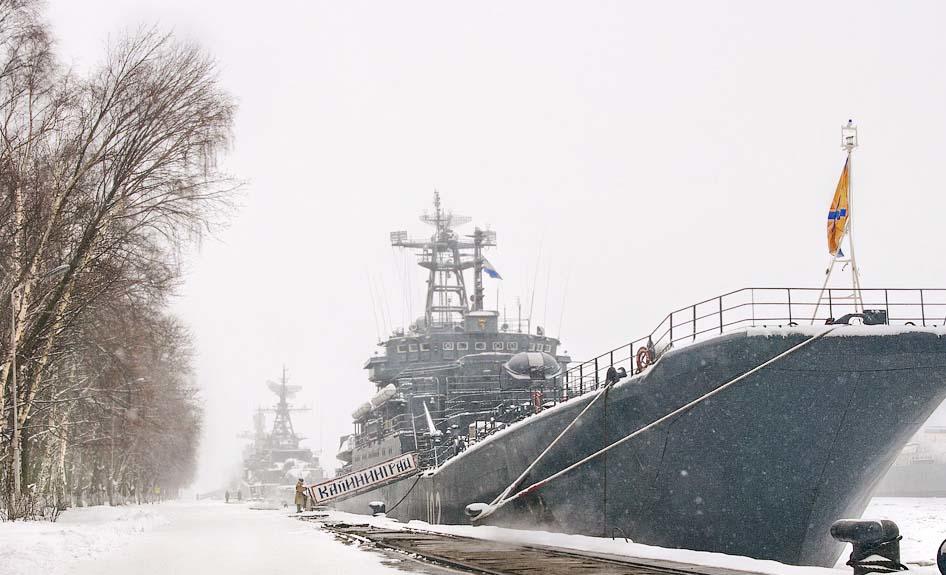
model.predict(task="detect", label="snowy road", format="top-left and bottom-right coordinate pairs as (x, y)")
top-left (1, 501), bottom-right (434, 575)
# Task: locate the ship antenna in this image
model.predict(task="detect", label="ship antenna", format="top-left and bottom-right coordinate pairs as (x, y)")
top-left (557, 271), bottom-right (570, 338)
top-left (366, 273), bottom-right (383, 343)
top-left (527, 239), bottom-right (543, 333)
top-left (812, 120), bottom-right (864, 321)
top-left (390, 192), bottom-right (473, 329)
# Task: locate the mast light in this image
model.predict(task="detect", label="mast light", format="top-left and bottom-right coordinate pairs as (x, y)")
top-left (841, 120), bottom-right (858, 152)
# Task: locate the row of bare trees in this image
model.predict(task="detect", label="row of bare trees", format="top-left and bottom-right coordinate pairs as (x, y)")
top-left (0, 0), bottom-right (235, 519)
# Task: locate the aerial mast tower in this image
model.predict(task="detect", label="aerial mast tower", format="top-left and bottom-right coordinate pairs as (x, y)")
top-left (391, 193), bottom-right (495, 329)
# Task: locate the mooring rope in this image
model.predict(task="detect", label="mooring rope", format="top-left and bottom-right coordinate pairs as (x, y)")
top-left (474, 328), bottom-right (834, 522)
top-left (386, 473), bottom-right (422, 514)
top-left (487, 367), bottom-right (634, 507)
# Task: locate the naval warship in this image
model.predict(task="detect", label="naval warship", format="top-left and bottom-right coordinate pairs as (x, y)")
top-left (321, 188), bottom-right (946, 567)
top-left (875, 424), bottom-right (946, 496)
top-left (241, 369), bottom-right (324, 500)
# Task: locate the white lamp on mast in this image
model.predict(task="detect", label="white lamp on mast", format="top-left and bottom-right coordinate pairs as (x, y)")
top-left (841, 119), bottom-right (858, 152)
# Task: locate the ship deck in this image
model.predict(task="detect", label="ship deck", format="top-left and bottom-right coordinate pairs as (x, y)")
top-left (317, 521), bottom-right (767, 575)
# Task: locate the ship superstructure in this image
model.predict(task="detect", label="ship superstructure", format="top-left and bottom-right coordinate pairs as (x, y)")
top-left (242, 368), bottom-right (324, 495)
top-left (339, 194), bottom-right (570, 474)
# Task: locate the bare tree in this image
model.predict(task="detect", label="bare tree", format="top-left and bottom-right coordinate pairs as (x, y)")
top-left (0, 2), bottom-right (235, 519)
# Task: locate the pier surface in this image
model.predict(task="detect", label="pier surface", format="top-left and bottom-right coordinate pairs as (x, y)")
top-left (320, 521), bottom-right (765, 575)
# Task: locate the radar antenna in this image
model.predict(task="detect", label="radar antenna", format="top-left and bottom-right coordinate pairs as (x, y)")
top-left (390, 192), bottom-right (496, 329)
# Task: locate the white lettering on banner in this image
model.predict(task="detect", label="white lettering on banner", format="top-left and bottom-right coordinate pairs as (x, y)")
top-left (309, 452), bottom-right (418, 504)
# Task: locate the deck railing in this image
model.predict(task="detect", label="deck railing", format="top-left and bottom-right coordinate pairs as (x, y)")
top-left (561, 287), bottom-right (946, 398)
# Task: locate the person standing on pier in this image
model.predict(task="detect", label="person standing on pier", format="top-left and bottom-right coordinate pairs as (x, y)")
top-left (294, 479), bottom-right (306, 513)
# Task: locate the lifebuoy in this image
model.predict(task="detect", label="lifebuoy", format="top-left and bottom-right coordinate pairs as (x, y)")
top-left (636, 346), bottom-right (654, 373)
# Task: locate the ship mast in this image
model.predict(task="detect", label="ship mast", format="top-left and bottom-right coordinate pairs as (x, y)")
top-left (391, 193), bottom-right (496, 329)
top-left (265, 366), bottom-right (308, 449)
top-left (813, 120), bottom-right (864, 320)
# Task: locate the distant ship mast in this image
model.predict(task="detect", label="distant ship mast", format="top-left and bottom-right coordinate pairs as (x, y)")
top-left (265, 366), bottom-right (308, 450)
top-left (390, 192), bottom-right (496, 329)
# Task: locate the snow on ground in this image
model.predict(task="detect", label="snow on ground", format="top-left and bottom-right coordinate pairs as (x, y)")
top-left (0, 503), bottom-right (168, 575)
top-left (318, 496), bottom-right (946, 575)
top-left (0, 500), bottom-right (412, 575)
top-left (0, 497), bottom-right (942, 575)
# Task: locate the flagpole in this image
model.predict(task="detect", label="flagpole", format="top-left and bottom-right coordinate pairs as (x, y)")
top-left (811, 121), bottom-right (861, 323)
top-left (842, 122), bottom-right (863, 311)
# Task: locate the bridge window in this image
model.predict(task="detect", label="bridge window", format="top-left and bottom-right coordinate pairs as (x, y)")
top-left (420, 343), bottom-right (430, 352)
top-left (408, 344), bottom-right (418, 352)
top-left (397, 345), bottom-right (407, 353)
top-left (443, 342), bottom-right (455, 351)
top-left (545, 344), bottom-right (552, 352)
top-left (528, 343), bottom-right (535, 352)
top-left (475, 342), bottom-right (486, 351)
top-left (492, 341), bottom-right (504, 351)
top-left (457, 342), bottom-right (469, 351)
top-left (508, 341), bottom-right (518, 351)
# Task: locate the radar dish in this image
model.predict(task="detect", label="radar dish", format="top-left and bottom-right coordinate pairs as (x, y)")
top-left (420, 210), bottom-right (471, 229)
top-left (267, 381), bottom-right (302, 396)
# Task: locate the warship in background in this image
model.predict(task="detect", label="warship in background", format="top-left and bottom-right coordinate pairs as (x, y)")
top-left (241, 368), bottom-right (324, 501)
top-left (323, 125), bottom-right (946, 567)
top-left (875, 424), bottom-right (946, 496)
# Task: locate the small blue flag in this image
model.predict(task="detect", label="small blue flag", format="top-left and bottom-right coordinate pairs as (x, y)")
top-left (483, 259), bottom-right (502, 279)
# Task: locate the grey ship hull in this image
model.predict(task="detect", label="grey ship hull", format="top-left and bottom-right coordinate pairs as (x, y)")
top-left (336, 327), bottom-right (946, 567)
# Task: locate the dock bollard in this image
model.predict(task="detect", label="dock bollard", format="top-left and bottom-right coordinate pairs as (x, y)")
top-left (368, 501), bottom-right (386, 517)
top-left (830, 519), bottom-right (907, 575)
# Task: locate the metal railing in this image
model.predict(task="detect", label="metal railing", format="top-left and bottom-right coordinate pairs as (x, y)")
top-left (561, 287), bottom-right (946, 397)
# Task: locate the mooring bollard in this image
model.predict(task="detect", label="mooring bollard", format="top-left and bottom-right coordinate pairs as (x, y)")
top-left (830, 519), bottom-right (907, 575)
top-left (369, 500), bottom-right (386, 517)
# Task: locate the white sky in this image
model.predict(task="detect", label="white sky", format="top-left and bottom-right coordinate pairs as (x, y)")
top-left (44, 1), bottom-right (946, 489)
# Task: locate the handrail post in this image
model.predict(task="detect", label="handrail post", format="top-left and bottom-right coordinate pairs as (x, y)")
top-left (884, 289), bottom-right (890, 323)
top-left (719, 296), bottom-right (723, 334)
top-left (610, 350), bottom-right (614, 367)
top-left (692, 304), bottom-right (697, 341)
top-left (669, 312), bottom-right (674, 343)
top-left (920, 289), bottom-right (927, 326)
top-left (594, 358), bottom-right (599, 387)
top-left (787, 288), bottom-right (792, 324)
top-left (579, 364), bottom-right (584, 396)
top-left (828, 288), bottom-right (834, 320)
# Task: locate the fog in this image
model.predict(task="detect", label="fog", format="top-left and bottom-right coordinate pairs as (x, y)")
top-left (44, 1), bottom-right (946, 490)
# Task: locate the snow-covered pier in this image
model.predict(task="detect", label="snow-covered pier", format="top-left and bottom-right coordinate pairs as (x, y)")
top-left (319, 521), bottom-right (764, 575)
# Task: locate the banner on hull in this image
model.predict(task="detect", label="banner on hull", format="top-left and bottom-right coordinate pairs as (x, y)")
top-left (309, 452), bottom-right (418, 504)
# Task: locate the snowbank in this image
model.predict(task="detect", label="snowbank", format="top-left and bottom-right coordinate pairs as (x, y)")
top-left (0, 504), bottom-right (167, 575)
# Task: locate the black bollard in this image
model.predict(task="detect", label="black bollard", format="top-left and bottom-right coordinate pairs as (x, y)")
top-left (830, 519), bottom-right (907, 575)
